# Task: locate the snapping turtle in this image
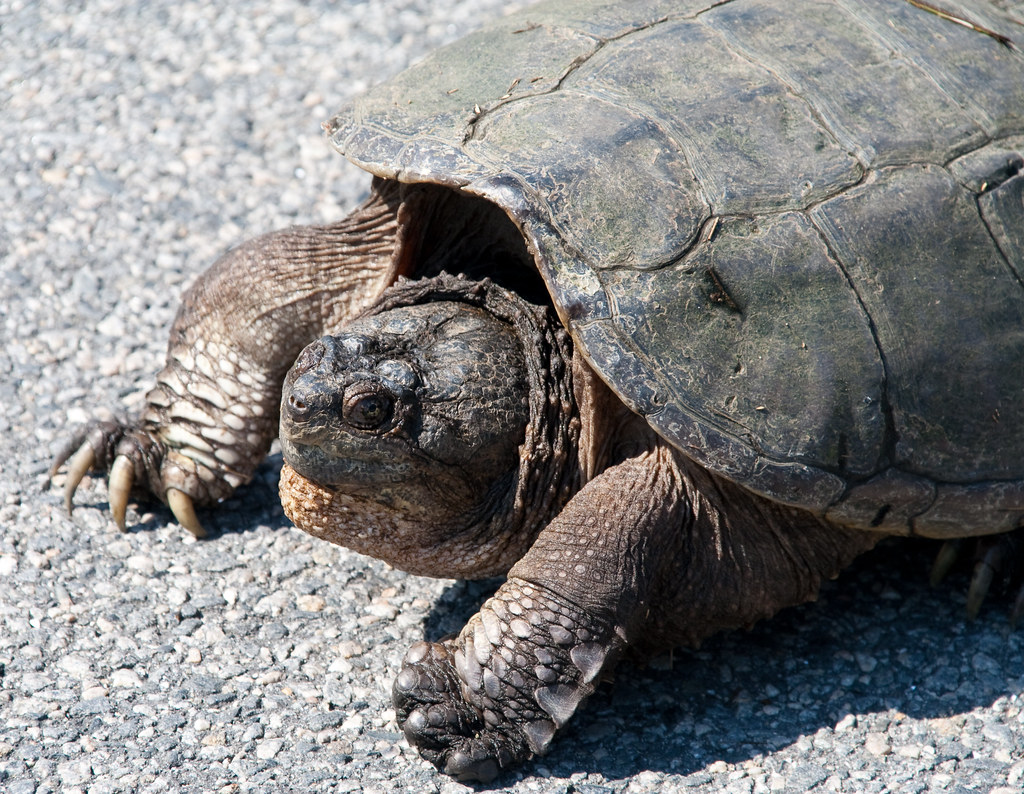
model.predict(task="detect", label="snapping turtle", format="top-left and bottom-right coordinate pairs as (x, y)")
top-left (54, 0), bottom-right (1024, 782)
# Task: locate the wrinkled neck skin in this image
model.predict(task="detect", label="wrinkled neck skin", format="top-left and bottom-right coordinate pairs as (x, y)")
top-left (279, 276), bottom-right (580, 579)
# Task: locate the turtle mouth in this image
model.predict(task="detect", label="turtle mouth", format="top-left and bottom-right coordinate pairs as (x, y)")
top-left (279, 435), bottom-right (354, 488)
top-left (279, 433), bottom-right (412, 491)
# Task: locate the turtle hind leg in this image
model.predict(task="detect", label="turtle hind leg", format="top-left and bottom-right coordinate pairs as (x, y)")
top-left (930, 530), bottom-right (1024, 625)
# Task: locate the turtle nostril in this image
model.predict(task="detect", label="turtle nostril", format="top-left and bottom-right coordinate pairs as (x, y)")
top-left (287, 393), bottom-right (310, 420)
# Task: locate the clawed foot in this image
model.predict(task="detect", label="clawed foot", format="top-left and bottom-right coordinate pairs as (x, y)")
top-left (393, 578), bottom-right (620, 782)
top-left (49, 418), bottom-right (235, 538)
top-left (393, 641), bottom-right (529, 783)
top-left (930, 531), bottom-right (1024, 624)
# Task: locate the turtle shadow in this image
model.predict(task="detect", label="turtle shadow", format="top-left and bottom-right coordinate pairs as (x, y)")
top-left (423, 538), bottom-right (1023, 784)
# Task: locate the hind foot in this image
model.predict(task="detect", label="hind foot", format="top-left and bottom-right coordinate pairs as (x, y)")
top-left (929, 530), bottom-right (1024, 624)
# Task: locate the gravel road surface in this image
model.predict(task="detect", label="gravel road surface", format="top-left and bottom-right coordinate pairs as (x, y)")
top-left (2, 1), bottom-right (1022, 792)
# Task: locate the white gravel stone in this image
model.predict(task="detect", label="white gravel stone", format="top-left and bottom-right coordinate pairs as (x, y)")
top-left (167, 587), bottom-right (189, 606)
top-left (835, 713), bottom-right (857, 732)
top-left (58, 759), bottom-right (93, 786)
top-left (255, 738), bottom-right (285, 760)
top-left (59, 654), bottom-right (93, 679)
top-left (296, 594), bottom-right (326, 612)
top-left (110, 668), bottom-right (144, 688)
top-left (864, 732), bottom-right (891, 756)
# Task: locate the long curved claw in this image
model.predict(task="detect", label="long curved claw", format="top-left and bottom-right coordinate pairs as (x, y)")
top-left (966, 560), bottom-right (996, 621)
top-left (930, 539), bottom-right (962, 587)
top-left (967, 541), bottom-right (1011, 620)
top-left (167, 488), bottom-right (206, 539)
top-left (62, 444), bottom-right (97, 515)
top-left (49, 436), bottom-right (79, 479)
top-left (1011, 586), bottom-right (1024, 629)
top-left (108, 455), bottom-right (135, 532)
top-left (52, 418), bottom-right (234, 538)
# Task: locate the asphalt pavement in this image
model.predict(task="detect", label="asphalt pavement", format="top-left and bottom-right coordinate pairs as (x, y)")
top-left (1, 1), bottom-right (1022, 792)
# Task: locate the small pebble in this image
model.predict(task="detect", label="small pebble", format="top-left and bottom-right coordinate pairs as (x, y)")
top-left (256, 739), bottom-right (285, 760)
top-left (865, 733), bottom-right (891, 756)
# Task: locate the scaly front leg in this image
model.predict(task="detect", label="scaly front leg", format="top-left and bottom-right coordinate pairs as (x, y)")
top-left (53, 180), bottom-right (403, 535)
top-left (394, 440), bottom-right (881, 781)
top-left (394, 444), bottom-right (687, 782)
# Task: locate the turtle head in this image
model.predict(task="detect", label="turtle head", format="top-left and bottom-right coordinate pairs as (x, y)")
top-left (278, 286), bottom-right (545, 577)
top-left (280, 299), bottom-right (529, 503)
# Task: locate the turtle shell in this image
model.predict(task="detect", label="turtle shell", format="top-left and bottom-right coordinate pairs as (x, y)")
top-left (325, 0), bottom-right (1024, 538)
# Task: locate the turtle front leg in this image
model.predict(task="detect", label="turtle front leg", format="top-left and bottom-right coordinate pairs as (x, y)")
top-left (53, 181), bottom-right (403, 535)
top-left (394, 442), bottom-right (881, 781)
top-left (394, 445), bottom-right (687, 782)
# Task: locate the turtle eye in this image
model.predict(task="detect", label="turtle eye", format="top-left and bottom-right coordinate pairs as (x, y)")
top-left (343, 387), bottom-right (393, 430)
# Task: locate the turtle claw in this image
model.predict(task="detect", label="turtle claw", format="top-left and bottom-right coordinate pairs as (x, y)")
top-left (1011, 586), bottom-right (1024, 628)
top-left (394, 640), bottom-right (528, 784)
top-left (61, 443), bottom-right (97, 515)
top-left (108, 455), bottom-right (135, 532)
top-left (967, 535), bottom-right (1022, 621)
top-left (167, 488), bottom-right (206, 539)
top-left (966, 558), bottom-right (996, 621)
top-left (929, 539), bottom-right (962, 586)
top-left (931, 532), bottom-right (1024, 624)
